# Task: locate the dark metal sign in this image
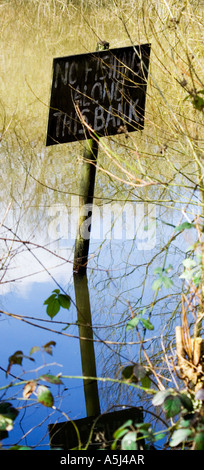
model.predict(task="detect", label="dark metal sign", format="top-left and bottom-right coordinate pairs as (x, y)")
top-left (46, 44), bottom-right (151, 146)
top-left (49, 407), bottom-right (143, 449)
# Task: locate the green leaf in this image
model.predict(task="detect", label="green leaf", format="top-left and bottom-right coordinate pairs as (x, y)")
top-left (193, 273), bottom-right (201, 286)
top-left (194, 432), bottom-right (204, 450)
top-left (46, 298), bottom-right (61, 319)
top-left (44, 293), bottom-right (57, 305)
top-left (30, 346), bottom-right (41, 355)
top-left (152, 278), bottom-right (163, 290)
top-left (153, 267), bottom-right (163, 275)
top-left (170, 428), bottom-right (193, 447)
top-left (192, 95), bottom-right (204, 111)
top-left (139, 317), bottom-right (154, 330)
top-left (112, 427), bottom-right (129, 441)
top-left (37, 385), bottom-right (54, 408)
top-left (179, 393), bottom-right (193, 412)
top-left (154, 432), bottom-right (166, 442)
top-left (44, 290), bottom-right (71, 318)
top-left (141, 375), bottom-right (151, 389)
top-left (175, 222), bottom-right (195, 232)
top-left (0, 403), bottom-right (19, 432)
top-left (163, 395), bottom-right (181, 418)
top-left (121, 365), bottom-right (137, 383)
top-left (58, 294), bottom-right (71, 310)
top-left (162, 276), bottom-right (173, 289)
top-left (121, 431), bottom-right (137, 450)
top-left (136, 422), bottom-right (151, 431)
top-left (113, 420), bottom-right (133, 438)
top-left (39, 374), bottom-right (63, 385)
top-left (152, 390), bottom-right (172, 407)
top-left (126, 316), bottom-right (139, 331)
top-left (9, 445), bottom-right (31, 450)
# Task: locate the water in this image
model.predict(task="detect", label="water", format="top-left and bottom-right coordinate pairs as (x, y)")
top-left (0, 193), bottom-right (194, 448)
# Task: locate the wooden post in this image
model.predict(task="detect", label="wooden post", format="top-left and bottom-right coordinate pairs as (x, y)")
top-left (73, 41), bottom-right (109, 275)
top-left (74, 273), bottom-right (101, 417)
top-left (73, 138), bottom-right (99, 274)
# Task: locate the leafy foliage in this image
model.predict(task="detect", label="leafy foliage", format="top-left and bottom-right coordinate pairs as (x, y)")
top-left (30, 340), bottom-right (56, 356)
top-left (36, 385), bottom-right (54, 408)
top-left (6, 350), bottom-right (34, 376)
top-left (0, 402), bottom-right (19, 433)
top-left (121, 363), bottom-right (151, 389)
top-left (112, 419), bottom-right (166, 450)
top-left (179, 255), bottom-right (202, 286)
top-left (152, 389), bottom-right (204, 449)
top-left (184, 89), bottom-right (204, 112)
top-left (44, 289), bottom-right (71, 319)
top-left (126, 308), bottom-right (154, 332)
top-left (152, 265), bottom-right (173, 291)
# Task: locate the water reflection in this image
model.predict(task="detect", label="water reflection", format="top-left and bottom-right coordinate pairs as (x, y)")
top-left (49, 272), bottom-right (143, 450)
top-left (74, 273), bottom-right (100, 417)
top-left (0, 182), bottom-right (197, 449)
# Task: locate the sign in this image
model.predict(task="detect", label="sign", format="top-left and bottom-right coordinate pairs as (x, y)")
top-left (49, 407), bottom-right (143, 450)
top-left (46, 44), bottom-right (151, 146)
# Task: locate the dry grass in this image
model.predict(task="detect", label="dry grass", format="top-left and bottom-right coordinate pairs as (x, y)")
top-left (0, 0), bottom-right (203, 205)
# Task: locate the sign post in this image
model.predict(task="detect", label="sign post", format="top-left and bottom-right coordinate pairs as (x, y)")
top-left (73, 42), bottom-right (109, 274)
top-left (46, 42), bottom-right (151, 273)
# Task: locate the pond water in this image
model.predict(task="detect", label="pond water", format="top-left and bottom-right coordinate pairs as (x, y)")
top-left (0, 0), bottom-right (203, 450)
top-left (0, 185), bottom-right (196, 448)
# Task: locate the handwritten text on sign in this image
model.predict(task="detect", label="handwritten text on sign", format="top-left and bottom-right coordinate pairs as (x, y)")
top-left (46, 44), bottom-right (151, 146)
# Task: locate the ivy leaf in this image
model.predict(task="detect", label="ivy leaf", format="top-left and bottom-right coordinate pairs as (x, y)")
top-left (179, 393), bottom-right (193, 411)
top-left (37, 385), bottom-right (54, 408)
top-left (121, 431), bottom-right (137, 450)
top-left (152, 390), bottom-right (172, 407)
top-left (163, 395), bottom-right (181, 418)
top-left (170, 428), bottom-right (193, 447)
